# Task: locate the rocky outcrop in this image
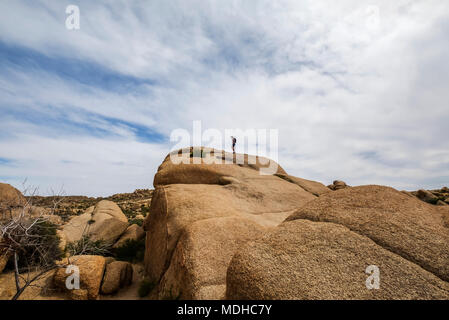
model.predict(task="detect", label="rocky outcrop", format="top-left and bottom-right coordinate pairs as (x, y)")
top-left (143, 147), bottom-right (319, 299)
top-left (327, 180), bottom-right (349, 190)
top-left (412, 187), bottom-right (449, 205)
top-left (113, 224), bottom-right (145, 249)
top-left (0, 183), bottom-right (26, 209)
top-left (226, 185), bottom-right (449, 299)
top-left (415, 189), bottom-right (438, 204)
top-left (62, 200), bottom-right (128, 243)
top-left (100, 261), bottom-right (133, 295)
top-left (158, 216), bottom-right (266, 299)
top-left (226, 219), bottom-right (449, 299)
top-left (53, 255), bottom-right (106, 300)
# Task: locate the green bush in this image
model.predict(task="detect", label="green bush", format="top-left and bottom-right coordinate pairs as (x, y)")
top-left (66, 235), bottom-right (113, 257)
top-left (128, 218), bottom-right (143, 227)
top-left (113, 238), bottom-right (145, 263)
top-left (141, 205), bottom-right (150, 217)
top-left (22, 219), bottom-right (63, 267)
top-left (5, 219), bottom-right (63, 271)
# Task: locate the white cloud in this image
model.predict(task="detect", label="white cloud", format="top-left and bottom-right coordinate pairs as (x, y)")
top-left (0, 0), bottom-right (448, 195)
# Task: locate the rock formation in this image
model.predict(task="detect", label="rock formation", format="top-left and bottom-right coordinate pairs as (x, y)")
top-left (54, 255), bottom-right (106, 300)
top-left (0, 183), bottom-right (26, 211)
top-left (143, 147), bottom-right (322, 299)
top-left (226, 185), bottom-right (449, 299)
top-left (62, 200), bottom-right (129, 243)
top-left (101, 261), bottom-right (133, 294)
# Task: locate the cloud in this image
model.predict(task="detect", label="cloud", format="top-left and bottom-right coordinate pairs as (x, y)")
top-left (0, 0), bottom-right (448, 195)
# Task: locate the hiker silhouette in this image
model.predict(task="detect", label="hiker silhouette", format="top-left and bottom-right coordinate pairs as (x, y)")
top-left (231, 136), bottom-right (237, 153)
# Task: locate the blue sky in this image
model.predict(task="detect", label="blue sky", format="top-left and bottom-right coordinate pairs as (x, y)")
top-left (0, 0), bottom-right (448, 196)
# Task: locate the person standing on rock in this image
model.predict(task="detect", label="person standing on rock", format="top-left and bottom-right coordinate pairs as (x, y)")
top-left (231, 136), bottom-right (237, 153)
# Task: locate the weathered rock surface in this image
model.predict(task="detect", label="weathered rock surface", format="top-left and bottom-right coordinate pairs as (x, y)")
top-left (53, 255), bottom-right (106, 300)
top-left (100, 261), bottom-right (133, 295)
top-left (287, 185), bottom-right (449, 281)
top-left (158, 216), bottom-right (266, 299)
top-left (62, 200), bottom-right (128, 243)
top-left (275, 174), bottom-right (331, 196)
top-left (226, 185), bottom-right (449, 299)
top-left (144, 147), bottom-right (319, 299)
top-left (226, 219), bottom-right (449, 299)
top-left (113, 224), bottom-right (145, 249)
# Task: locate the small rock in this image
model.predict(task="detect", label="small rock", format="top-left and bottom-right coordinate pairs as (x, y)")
top-left (436, 200), bottom-right (448, 206)
top-left (100, 261), bottom-right (133, 295)
top-left (416, 189), bottom-right (438, 204)
top-left (328, 180), bottom-right (348, 191)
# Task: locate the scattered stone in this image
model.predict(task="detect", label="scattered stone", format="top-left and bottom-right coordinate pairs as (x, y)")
top-left (327, 180), bottom-right (349, 191)
top-left (416, 189), bottom-right (438, 204)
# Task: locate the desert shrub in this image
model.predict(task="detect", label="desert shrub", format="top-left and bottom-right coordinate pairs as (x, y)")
top-left (4, 219), bottom-right (63, 270)
top-left (120, 206), bottom-right (136, 218)
top-left (66, 235), bottom-right (113, 257)
top-left (128, 217), bottom-right (143, 227)
top-left (141, 205), bottom-right (150, 217)
top-left (22, 220), bottom-right (62, 266)
top-left (138, 278), bottom-right (155, 298)
top-left (113, 238), bottom-right (145, 263)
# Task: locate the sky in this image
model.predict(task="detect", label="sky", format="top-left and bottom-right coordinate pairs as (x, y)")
top-left (0, 0), bottom-right (448, 196)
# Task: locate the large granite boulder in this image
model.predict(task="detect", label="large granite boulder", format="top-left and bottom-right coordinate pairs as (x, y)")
top-left (226, 185), bottom-right (449, 299)
top-left (143, 147), bottom-right (319, 299)
top-left (53, 255), bottom-right (106, 300)
top-left (0, 183), bottom-right (26, 217)
top-left (62, 200), bottom-right (128, 243)
top-left (226, 219), bottom-right (449, 299)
